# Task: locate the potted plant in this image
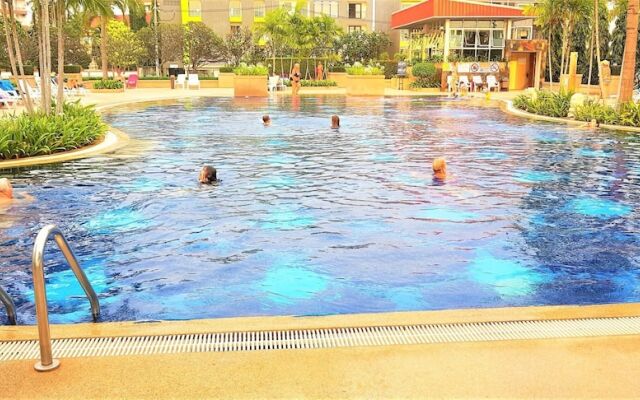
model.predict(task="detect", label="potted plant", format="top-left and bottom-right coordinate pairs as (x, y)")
top-left (233, 63), bottom-right (268, 97)
top-left (345, 62), bottom-right (386, 96)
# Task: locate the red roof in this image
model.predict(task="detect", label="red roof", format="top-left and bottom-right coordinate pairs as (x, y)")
top-left (391, 0), bottom-right (527, 29)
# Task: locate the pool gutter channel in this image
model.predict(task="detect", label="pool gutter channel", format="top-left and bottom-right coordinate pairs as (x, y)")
top-left (2, 315), bottom-right (640, 361)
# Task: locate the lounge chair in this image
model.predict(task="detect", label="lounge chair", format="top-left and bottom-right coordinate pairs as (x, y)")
top-left (176, 74), bottom-right (186, 89)
top-left (18, 80), bottom-right (41, 99)
top-left (268, 75), bottom-right (279, 92)
top-left (472, 75), bottom-right (483, 92)
top-left (0, 91), bottom-right (18, 108)
top-left (486, 75), bottom-right (500, 92)
top-left (126, 74), bottom-right (138, 89)
top-left (0, 80), bottom-right (20, 101)
top-left (458, 76), bottom-right (470, 91)
top-left (187, 74), bottom-right (200, 90)
top-left (446, 75), bottom-right (454, 92)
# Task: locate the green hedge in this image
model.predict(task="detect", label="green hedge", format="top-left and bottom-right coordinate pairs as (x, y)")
top-left (329, 65), bottom-right (346, 73)
top-left (93, 79), bottom-right (123, 89)
top-left (0, 102), bottom-right (107, 160)
top-left (575, 100), bottom-right (640, 127)
top-left (513, 90), bottom-right (572, 118)
top-left (63, 65), bottom-right (82, 74)
top-left (219, 67), bottom-right (234, 73)
top-left (234, 63), bottom-right (269, 76)
top-left (346, 62), bottom-right (384, 75)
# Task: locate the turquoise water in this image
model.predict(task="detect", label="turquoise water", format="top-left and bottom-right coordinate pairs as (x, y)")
top-left (1, 96), bottom-right (640, 324)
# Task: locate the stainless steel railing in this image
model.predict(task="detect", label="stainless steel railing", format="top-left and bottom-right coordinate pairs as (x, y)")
top-left (32, 224), bottom-right (100, 372)
top-left (0, 286), bottom-right (16, 325)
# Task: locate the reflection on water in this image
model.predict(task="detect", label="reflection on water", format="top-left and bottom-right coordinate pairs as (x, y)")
top-left (1, 96), bottom-right (640, 324)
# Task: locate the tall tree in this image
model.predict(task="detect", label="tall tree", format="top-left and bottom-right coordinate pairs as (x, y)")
top-left (620, 0), bottom-right (640, 102)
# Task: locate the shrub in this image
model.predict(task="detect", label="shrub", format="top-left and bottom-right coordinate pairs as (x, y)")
top-left (139, 76), bottom-right (170, 80)
top-left (410, 62), bottom-right (439, 88)
top-left (0, 102), bottom-right (107, 160)
top-left (346, 62), bottom-right (384, 75)
top-left (284, 80), bottom-right (337, 87)
top-left (381, 61), bottom-right (398, 79)
top-left (20, 65), bottom-right (34, 75)
top-left (574, 100), bottom-right (619, 125)
top-left (93, 79), bottom-right (123, 89)
top-left (63, 65), bottom-right (82, 74)
top-left (233, 63), bottom-right (268, 76)
top-left (219, 66), bottom-right (234, 73)
top-left (618, 102), bottom-right (640, 127)
top-left (512, 90), bottom-right (572, 118)
top-left (329, 65), bottom-right (346, 73)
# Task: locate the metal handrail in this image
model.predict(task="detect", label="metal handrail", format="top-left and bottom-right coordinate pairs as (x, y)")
top-left (32, 224), bottom-right (100, 372)
top-left (0, 286), bottom-right (16, 325)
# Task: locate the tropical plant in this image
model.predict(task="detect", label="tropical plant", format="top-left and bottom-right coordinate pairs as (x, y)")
top-left (512, 90), bottom-right (572, 118)
top-left (345, 61), bottom-right (384, 75)
top-left (93, 78), bottom-right (123, 89)
top-left (104, 20), bottom-right (145, 73)
top-left (410, 62), bottom-right (439, 88)
top-left (0, 102), bottom-right (107, 159)
top-left (233, 63), bottom-right (268, 76)
top-left (574, 100), bottom-right (620, 124)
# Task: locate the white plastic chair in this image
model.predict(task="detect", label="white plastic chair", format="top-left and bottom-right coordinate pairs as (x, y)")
top-left (486, 75), bottom-right (500, 92)
top-left (187, 74), bottom-right (200, 90)
top-left (472, 75), bottom-right (483, 92)
top-left (446, 75), bottom-right (454, 92)
top-left (176, 74), bottom-right (186, 89)
top-left (268, 75), bottom-right (279, 92)
top-left (458, 76), bottom-right (470, 91)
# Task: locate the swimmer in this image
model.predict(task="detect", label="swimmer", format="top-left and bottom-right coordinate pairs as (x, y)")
top-left (331, 115), bottom-right (340, 129)
top-left (198, 165), bottom-right (218, 184)
top-left (262, 115), bottom-right (271, 126)
top-left (589, 119), bottom-right (599, 129)
top-left (432, 157), bottom-right (447, 181)
top-left (0, 178), bottom-right (33, 208)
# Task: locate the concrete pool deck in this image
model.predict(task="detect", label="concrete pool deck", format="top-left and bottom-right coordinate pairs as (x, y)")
top-left (2, 303), bottom-right (640, 398)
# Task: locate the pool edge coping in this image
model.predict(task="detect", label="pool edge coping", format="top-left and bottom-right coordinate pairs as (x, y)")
top-left (2, 303), bottom-right (639, 342)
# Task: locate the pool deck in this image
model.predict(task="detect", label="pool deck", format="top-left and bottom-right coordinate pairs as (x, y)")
top-left (2, 303), bottom-right (640, 398)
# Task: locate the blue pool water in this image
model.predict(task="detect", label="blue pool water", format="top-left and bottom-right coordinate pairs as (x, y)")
top-left (2, 96), bottom-right (640, 324)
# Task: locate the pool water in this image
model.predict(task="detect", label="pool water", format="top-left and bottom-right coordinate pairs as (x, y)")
top-left (1, 96), bottom-right (640, 324)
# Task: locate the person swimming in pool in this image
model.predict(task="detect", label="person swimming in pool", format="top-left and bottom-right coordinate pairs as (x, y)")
top-left (0, 178), bottom-right (33, 203)
top-left (432, 157), bottom-right (447, 181)
top-left (331, 115), bottom-right (340, 129)
top-left (198, 166), bottom-right (218, 184)
top-left (263, 115), bottom-right (271, 126)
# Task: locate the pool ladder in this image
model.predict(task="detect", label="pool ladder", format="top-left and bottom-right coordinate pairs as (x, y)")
top-left (30, 224), bottom-right (101, 372)
top-left (0, 286), bottom-right (16, 325)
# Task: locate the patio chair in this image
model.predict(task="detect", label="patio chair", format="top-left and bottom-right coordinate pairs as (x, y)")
top-left (472, 75), bottom-right (483, 92)
top-left (0, 80), bottom-right (20, 99)
top-left (486, 75), bottom-right (500, 92)
top-left (19, 80), bottom-right (41, 100)
top-left (268, 75), bottom-right (279, 92)
top-left (446, 75), bottom-right (454, 92)
top-left (50, 78), bottom-right (72, 98)
top-left (187, 74), bottom-right (200, 90)
top-left (126, 74), bottom-right (138, 89)
top-left (458, 76), bottom-right (470, 91)
top-left (176, 74), bottom-right (186, 89)
top-left (0, 91), bottom-right (18, 108)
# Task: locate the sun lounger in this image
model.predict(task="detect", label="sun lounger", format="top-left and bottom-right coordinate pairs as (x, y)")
top-left (176, 74), bottom-right (186, 89)
top-left (187, 74), bottom-right (200, 90)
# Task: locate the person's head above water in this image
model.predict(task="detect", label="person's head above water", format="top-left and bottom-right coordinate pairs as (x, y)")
top-left (198, 165), bottom-right (217, 184)
top-left (262, 115), bottom-right (271, 125)
top-left (0, 178), bottom-right (13, 199)
top-left (331, 115), bottom-right (340, 129)
top-left (432, 157), bottom-right (447, 179)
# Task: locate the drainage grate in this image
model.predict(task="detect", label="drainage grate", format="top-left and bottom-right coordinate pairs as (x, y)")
top-left (2, 316), bottom-right (640, 361)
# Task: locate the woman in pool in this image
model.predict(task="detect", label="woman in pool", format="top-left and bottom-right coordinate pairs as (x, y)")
top-left (198, 166), bottom-right (218, 184)
top-left (331, 115), bottom-right (340, 129)
top-left (432, 157), bottom-right (447, 181)
top-left (290, 63), bottom-right (301, 96)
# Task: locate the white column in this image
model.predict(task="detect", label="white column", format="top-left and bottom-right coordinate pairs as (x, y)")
top-left (443, 19), bottom-right (451, 62)
top-left (506, 20), bottom-right (513, 40)
top-left (371, 0), bottom-right (376, 30)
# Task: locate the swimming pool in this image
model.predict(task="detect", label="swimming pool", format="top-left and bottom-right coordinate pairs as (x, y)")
top-left (1, 96), bottom-right (639, 324)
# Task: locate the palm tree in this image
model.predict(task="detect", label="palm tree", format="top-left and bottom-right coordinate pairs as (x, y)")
top-left (258, 7), bottom-right (293, 76)
top-left (620, 0), bottom-right (639, 103)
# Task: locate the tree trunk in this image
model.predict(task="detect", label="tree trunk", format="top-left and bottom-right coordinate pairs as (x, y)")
top-left (56, 0), bottom-right (65, 114)
top-left (547, 29), bottom-right (553, 89)
top-left (101, 17), bottom-right (108, 79)
top-left (587, 23), bottom-right (594, 87)
top-left (40, 0), bottom-right (53, 114)
top-left (595, 0), bottom-right (604, 100)
top-left (3, 0), bottom-right (34, 112)
top-left (619, 0), bottom-right (639, 103)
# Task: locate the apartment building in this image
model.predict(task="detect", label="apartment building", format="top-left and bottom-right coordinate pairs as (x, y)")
top-left (157, 0), bottom-right (411, 53)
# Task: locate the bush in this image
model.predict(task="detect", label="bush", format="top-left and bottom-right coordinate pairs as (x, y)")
top-left (20, 65), bottom-right (34, 75)
top-left (346, 62), bottom-right (384, 75)
top-left (233, 63), bottom-right (268, 76)
top-left (284, 80), bottom-right (337, 87)
top-left (329, 65), bottom-right (346, 73)
top-left (63, 65), bottom-right (82, 74)
top-left (381, 61), bottom-right (398, 79)
top-left (574, 100), bottom-right (619, 125)
top-left (410, 62), bottom-right (439, 88)
top-left (618, 102), bottom-right (640, 127)
top-left (512, 90), bottom-right (572, 118)
top-left (93, 79), bottom-right (124, 89)
top-left (139, 76), bottom-right (170, 80)
top-left (0, 102), bottom-right (107, 160)
top-left (219, 66), bottom-right (234, 73)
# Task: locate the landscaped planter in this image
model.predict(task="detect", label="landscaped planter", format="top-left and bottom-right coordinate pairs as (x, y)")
top-left (410, 87), bottom-right (441, 93)
top-left (234, 75), bottom-right (268, 97)
top-left (90, 88), bottom-right (125, 93)
top-left (218, 73), bottom-right (235, 88)
top-left (138, 80), bottom-right (171, 89)
top-left (200, 80), bottom-right (219, 88)
top-left (346, 75), bottom-right (386, 96)
top-left (327, 72), bottom-right (348, 88)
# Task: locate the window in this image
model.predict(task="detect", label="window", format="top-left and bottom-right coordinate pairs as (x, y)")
top-left (348, 3), bottom-right (363, 19)
top-left (447, 19), bottom-right (505, 61)
top-left (280, 1), bottom-right (295, 13)
top-left (230, 24), bottom-right (241, 33)
top-left (512, 27), bottom-right (532, 40)
top-left (348, 25), bottom-right (363, 33)
top-left (254, 0), bottom-right (266, 18)
top-left (229, 0), bottom-right (242, 18)
top-left (188, 0), bottom-right (201, 17)
top-left (314, 1), bottom-right (338, 17)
